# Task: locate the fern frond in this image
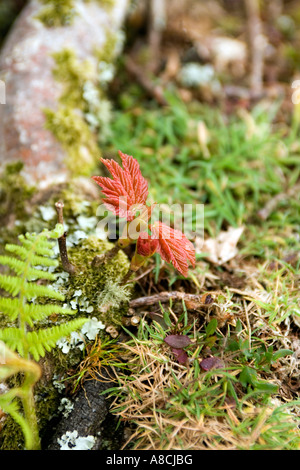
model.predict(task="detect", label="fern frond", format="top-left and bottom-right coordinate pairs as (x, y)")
top-left (0, 275), bottom-right (64, 301)
top-left (0, 298), bottom-right (20, 321)
top-left (0, 274), bottom-right (23, 297)
top-left (0, 255), bottom-right (56, 281)
top-left (26, 318), bottom-right (88, 361)
top-left (22, 303), bottom-right (75, 325)
top-left (0, 224), bottom-right (85, 358)
top-left (0, 298), bottom-right (74, 325)
top-left (23, 282), bottom-right (65, 301)
top-left (0, 224), bottom-right (88, 449)
top-left (0, 328), bottom-right (24, 355)
top-left (4, 244), bottom-right (58, 267)
top-left (18, 233), bottom-right (55, 257)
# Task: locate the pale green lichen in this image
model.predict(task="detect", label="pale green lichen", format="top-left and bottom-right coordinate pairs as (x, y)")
top-left (58, 430), bottom-right (96, 450)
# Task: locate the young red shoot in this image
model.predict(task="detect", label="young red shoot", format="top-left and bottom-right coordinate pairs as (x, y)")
top-left (92, 151), bottom-right (196, 279)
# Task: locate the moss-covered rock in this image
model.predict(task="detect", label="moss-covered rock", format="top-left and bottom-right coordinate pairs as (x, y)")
top-left (55, 235), bottom-right (131, 326)
top-left (0, 233), bottom-right (131, 450)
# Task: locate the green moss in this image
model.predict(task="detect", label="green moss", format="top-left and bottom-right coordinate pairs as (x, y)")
top-left (94, 31), bottom-right (119, 64)
top-left (84, 0), bottom-right (115, 9)
top-left (0, 162), bottom-right (35, 220)
top-left (94, 0), bottom-right (115, 9)
top-left (36, 0), bottom-right (77, 27)
top-left (0, 162), bottom-right (36, 248)
top-left (52, 49), bottom-right (94, 109)
top-left (44, 106), bottom-right (99, 177)
top-left (36, 0), bottom-right (116, 28)
top-left (43, 48), bottom-right (106, 176)
top-left (0, 413), bottom-right (24, 450)
top-left (60, 236), bottom-right (131, 326)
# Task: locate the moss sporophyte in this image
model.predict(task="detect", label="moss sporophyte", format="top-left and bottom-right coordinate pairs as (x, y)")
top-left (92, 151), bottom-right (196, 281)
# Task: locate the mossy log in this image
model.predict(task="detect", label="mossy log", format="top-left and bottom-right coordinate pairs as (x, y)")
top-left (0, 0), bottom-right (128, 188)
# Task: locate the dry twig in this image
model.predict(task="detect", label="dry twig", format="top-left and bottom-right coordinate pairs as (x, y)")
top-left (129, 291), bottom-right (214, 308)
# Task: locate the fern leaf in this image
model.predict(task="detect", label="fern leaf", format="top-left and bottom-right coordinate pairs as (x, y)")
top-left (0, 328), bottom-right (24, 356)
top-left (0, 275), bottom-right (64, 301)
top-left (45, 224), bottom-right (64, 239)
top-left (22, 303), bottom-right (75, 325)
top-left (23, 282), bottom-right (65, 301)
top-left (4, 244), bottom-right (58, 267)
top-left (0, 298), bottom-right (20, 321)
top-left (26, 318), bottom-right (88, 361)
top-left (19, 233), bottom-right (55, 257)
top-left (0, 255), bottom-right (56, 281)
top-left (0, 274), bottom-right (22, 297)
top-left (0, 224), bottom-right (88, 362)
top-left (0, 297), bottom-right (75, 330)
top-left (0, 300), bottom-right (75, 327)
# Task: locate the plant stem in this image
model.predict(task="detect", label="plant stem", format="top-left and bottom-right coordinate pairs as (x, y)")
top-left (21, 381), bottom-right (41, 450)
top-left (20, 362), bottom-right (42, 450)
top-left (120, 268), bottom-right (135, 285)
top-left (55, 201), bottom-right (77, 275)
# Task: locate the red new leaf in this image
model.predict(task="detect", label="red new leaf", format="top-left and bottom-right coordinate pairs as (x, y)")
top-left (150, 222), bottom-right (195, 277)
top-left (136, 232), bottom-right (159, 257)
top-left (92, 150), bottom-right (148, 221)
